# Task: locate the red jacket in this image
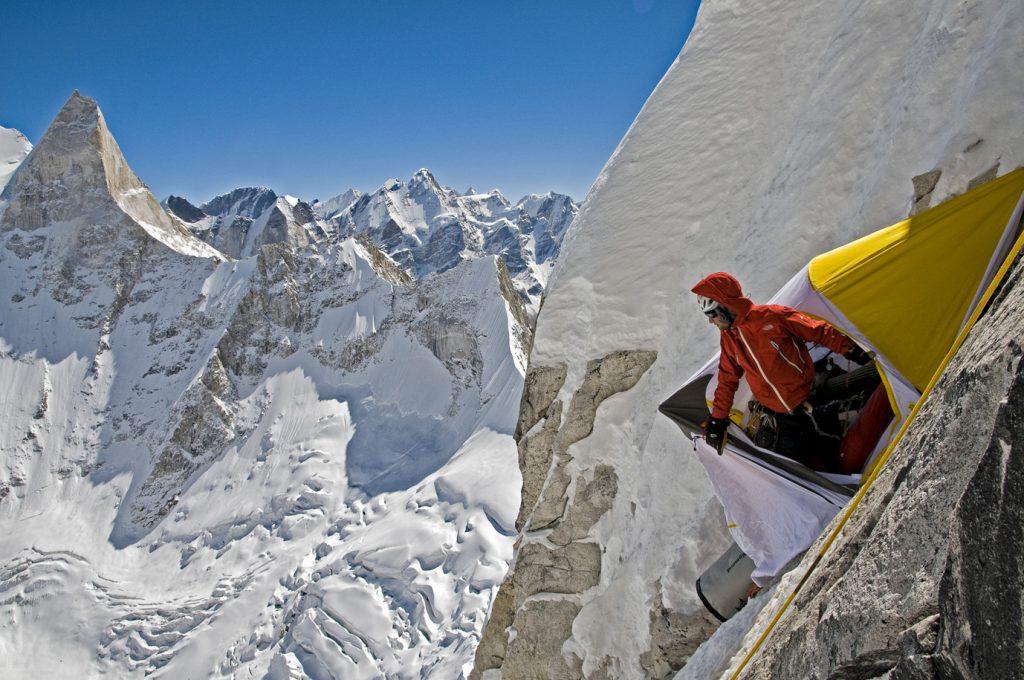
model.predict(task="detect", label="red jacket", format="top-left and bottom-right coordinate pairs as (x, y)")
top-left (692, 272), bottom-right (856, 418)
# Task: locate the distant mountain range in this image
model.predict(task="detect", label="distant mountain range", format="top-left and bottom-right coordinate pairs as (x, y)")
top-left (163, 170), bottom-right (578, 315)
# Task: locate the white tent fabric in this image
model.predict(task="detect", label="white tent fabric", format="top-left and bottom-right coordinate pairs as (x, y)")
top-left (694, 439), bottom-right (843, 584)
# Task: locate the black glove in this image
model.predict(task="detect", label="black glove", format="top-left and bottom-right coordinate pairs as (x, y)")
top-left (703, 417), bottom-right (730, 455)
top-left (844, 345), bottom-right (872, 366)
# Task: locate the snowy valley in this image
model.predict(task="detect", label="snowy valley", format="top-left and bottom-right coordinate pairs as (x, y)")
top-left (0, 92), bottom-right (572, 678)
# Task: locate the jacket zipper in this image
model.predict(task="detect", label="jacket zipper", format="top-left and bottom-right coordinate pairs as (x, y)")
top-left (738, 327), bottom-right (793, 412)
top-left (770, 340), bottom-right (804, 374)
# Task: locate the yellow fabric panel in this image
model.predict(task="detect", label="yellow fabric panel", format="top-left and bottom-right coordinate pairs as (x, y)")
top-left (809, 168), bottom-right (1024, 390)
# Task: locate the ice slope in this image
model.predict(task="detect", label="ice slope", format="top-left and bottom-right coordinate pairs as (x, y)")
top-left (0, 125), bottom-right (31, 190)
top-left (482, 0), bottom-right (1024, 677)
top-left (0, 93), bottom-right (529, 678)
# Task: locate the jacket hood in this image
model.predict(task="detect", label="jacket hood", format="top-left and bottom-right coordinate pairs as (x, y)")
top-left (692, 272), bottom-right (754, 320)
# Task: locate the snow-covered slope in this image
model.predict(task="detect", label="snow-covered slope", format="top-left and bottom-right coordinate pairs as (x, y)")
top-left (164, 188), bottom-right (332, 259)
top-left (0, 125), bottom-right (31, 190)
top-left (312, 187), bottom-right (362, 220)
top-left (0, 93), bottom-right (530, 678)
top-left (475, 0), bottom-right (1024, 678)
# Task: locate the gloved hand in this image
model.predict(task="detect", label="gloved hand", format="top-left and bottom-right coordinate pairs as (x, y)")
top-left (844, 345), bottom-right (872, 366)
top-left (703, 417), bottom-right (730, 455)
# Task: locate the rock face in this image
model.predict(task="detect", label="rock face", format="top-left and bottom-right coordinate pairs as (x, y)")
top-left (162, 194), bottom-right (206, 223)
top-left (475, 0), bottom-right (1023, 677)
top-left (738, 250), bottom-right (1024, 679)
top-left (471, 350), bottom-right (658, 679)
top-left (0, 93), bottom-right (531, 678)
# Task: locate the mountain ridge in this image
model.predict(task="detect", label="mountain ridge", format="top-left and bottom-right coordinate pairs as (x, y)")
top-left (165, 167), bottom-right (578, 314)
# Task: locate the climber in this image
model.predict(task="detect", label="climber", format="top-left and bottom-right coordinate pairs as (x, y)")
top-left (693, 272), bottom-right (871, 466)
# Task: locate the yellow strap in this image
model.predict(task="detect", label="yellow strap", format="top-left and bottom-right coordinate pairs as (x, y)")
top-left (728, 224), bottom-right (1024, 679)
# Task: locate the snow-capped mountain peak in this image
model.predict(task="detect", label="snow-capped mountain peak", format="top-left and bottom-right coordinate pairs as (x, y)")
top-left (162, 194), bottom-right (206, 223)
top-left (201, 185), bottom-right (278, 219)
top-left (332, 170), bottom-right (578, 313)
top-left (1, 92), bottom-right (222, 261)
top-left (312, 187), bottom-right (361, 220)
top-left (0, 93), bottom-right (534, 678)
top-left (165, 186), bottom-right (331, 259)
top-left (166, 168), bottom-right (577, 313)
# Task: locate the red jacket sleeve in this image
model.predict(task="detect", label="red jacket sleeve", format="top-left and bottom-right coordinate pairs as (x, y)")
top-left (711, 339), bottom-right (744, 420)
top-left (776, 307), bottom-right (855, 355)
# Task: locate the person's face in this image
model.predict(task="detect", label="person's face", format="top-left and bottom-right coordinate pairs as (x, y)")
top-left (705, 307), bottom-right (732, 330)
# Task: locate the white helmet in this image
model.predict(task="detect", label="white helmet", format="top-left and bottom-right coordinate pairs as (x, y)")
top-left (697, 295), bottom-right (721, 314)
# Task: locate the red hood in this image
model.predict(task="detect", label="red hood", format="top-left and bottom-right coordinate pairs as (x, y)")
top-left (691, 272), bottom-right (753, 320)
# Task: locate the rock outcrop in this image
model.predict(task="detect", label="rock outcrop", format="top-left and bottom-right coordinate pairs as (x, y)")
top-left (472, 349), bottom-right (658, 679)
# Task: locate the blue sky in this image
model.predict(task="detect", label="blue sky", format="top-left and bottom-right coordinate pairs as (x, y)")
top-left (1, 1), bottom-right (700, 203)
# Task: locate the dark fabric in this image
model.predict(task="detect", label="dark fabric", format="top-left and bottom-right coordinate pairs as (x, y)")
top-left (658, 374), bottom-right (713, 437)
top-left (704, 417), bottom-right (730, 454)
top-left (659, 379), bottom-right (857, 497)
